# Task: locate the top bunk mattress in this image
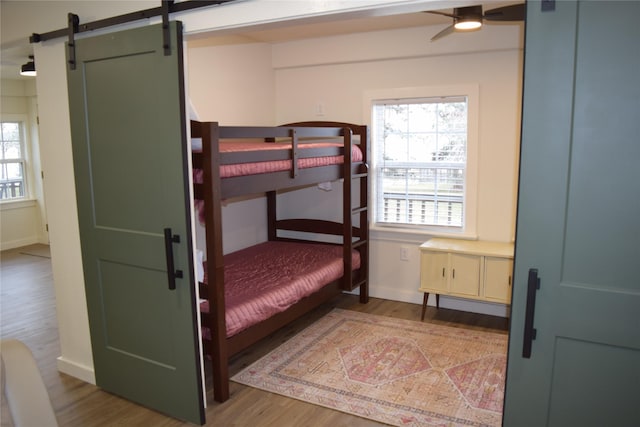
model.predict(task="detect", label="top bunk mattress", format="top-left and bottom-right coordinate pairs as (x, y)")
top-left (201, 240), bottom-right (361, 337)
top-left (192, 138), bottom-right (363, 179)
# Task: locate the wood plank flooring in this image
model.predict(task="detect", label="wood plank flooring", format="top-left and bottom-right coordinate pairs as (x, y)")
top-left (1, 244), bottom-right (508, 426)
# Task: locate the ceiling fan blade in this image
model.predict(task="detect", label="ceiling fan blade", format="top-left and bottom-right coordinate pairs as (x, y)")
top-left (425, 10), bottom-right (458, 19)
top-left (483, 4), bottom-right (525, 21)
top-left (431, 24), bottom-right (455, 42)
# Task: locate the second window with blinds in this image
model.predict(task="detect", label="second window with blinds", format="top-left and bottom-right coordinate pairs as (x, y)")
top-left (370, 87), bottom-right (478, 236)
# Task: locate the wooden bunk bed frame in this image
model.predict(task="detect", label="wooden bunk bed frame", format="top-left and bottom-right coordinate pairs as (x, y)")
top-left (191, 120), bottom-right (369, 402)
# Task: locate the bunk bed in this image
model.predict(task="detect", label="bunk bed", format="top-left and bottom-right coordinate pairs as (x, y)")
top-left (190, 120), bottom-right (369, 402)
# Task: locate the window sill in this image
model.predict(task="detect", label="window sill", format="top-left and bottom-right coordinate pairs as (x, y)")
top-left (370, 224), bottom-right (478, 244)
top-left (0, 198), bottom-right (37, 211)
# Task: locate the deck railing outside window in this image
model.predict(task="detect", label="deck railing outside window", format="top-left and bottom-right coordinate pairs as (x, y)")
top-left (376, 164), bottom-right (464, 227)
top-left (0, 179), bottom-right (24, 200)
top-left (382, 193), bottom-right (463, 226)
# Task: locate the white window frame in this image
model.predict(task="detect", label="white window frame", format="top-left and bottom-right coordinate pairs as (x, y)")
top-left (0, 115), bottom-right (30, 203)
top-left (363, 85), bottom-right (478, 239)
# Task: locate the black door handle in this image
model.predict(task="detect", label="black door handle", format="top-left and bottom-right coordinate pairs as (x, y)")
top-left (163, 228), bottom-right (183, 291)
top-left (522, 268), bottom-right (540, 358)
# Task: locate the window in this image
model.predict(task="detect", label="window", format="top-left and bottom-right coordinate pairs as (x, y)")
top-left (1, 121), bottom-right (27, 200)
top-left (368, 86), bottom-right (478, 235)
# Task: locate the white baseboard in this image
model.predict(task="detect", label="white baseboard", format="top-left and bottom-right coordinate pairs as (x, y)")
top-left (437, 296), bottom-right (510, 318)
top-left (370, 286), bottom-right (424, 305)
top-left (57, 356), bottom-right (96, 385)
top-left (0, 236), bottom-right (39, 251)
top-left (369, 283), bottom-right (510, 318)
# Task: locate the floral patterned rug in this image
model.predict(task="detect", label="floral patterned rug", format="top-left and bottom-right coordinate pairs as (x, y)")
top-left (232, 309), bottom-right (508, 426)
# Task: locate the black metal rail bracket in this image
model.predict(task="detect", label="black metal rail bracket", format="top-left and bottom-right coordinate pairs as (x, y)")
top-left (67, 13), bottom-right (79, 70)
top-left (162, 0), bottom-right (174, 55)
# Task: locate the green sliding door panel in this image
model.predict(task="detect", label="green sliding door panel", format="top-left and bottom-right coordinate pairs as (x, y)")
top-left (67, 22), bottom-right (204, 424)
top-left (504, 2), bottom-right (640, 426)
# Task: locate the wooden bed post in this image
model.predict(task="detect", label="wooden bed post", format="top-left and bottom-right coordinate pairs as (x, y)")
top-left (342, 128), bottom-right (353, 292)
top-left (359, 126), bottom-right (370, 303)
top-left (267, 191), bottom-right (277, 241)
top-left (202, 121), bottom-right (230, 402)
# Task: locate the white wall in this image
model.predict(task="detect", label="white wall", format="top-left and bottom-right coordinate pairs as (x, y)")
top-left (33, 41), bottom-right (96, 383)
top-left (0, 79), bottom-right (47, 250)
top-left (270, 26), bottom-right (522, 243)
top-left (188, 42), bottom-right (276, 125)
top-left (0, 200), bottom-right (41, 248)
top-left (187, 42), bottom-right (276, 255)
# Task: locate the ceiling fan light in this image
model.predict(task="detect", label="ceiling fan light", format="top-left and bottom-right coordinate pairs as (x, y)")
top-left (453, 5), bottom-right (483, 31)
top-left (454, 20), bottom-right (482, 30)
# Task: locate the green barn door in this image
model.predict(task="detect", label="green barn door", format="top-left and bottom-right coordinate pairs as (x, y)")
top-left (67, 22), bottom-right (204, 424)
top-left (504, 1), bottom-right (640, 426)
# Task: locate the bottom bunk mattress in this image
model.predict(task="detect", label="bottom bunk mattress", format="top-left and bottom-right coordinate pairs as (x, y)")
top-left (200, 240), bottom-right (361, 338)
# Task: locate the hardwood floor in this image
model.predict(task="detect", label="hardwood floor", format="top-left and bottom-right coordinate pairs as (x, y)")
top-left (1, 244), bottom-right (508, 426)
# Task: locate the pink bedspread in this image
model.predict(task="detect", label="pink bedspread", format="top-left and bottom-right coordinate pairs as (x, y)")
top-left (193, 139), bottom-right (364, 224)
top-left (193, 139), bottom-right (363, 180)
top-left (200, 241), bottom-right (361, 337)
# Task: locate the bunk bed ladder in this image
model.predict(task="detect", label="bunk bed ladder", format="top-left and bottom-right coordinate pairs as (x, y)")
top-left (357, 135), bottom-right (369, 304)
top-left (357, 127), bottom-right (370, 304)
top-left (342, 127), bottom-right (369, 303)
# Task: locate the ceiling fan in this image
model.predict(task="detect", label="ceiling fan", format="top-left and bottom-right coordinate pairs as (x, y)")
top-left (427, 4), bottom-right (525, 41)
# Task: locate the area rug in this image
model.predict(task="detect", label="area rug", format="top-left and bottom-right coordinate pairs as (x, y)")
top-left (232, 309), bottom-right (507, 426)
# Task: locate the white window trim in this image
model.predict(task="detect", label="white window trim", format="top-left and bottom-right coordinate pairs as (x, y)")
top-left (0, 114), bottom-right (31, 203)
top-left (363, 85), bottom-right (479, 240)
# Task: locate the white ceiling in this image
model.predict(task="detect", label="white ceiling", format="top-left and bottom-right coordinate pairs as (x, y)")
top-left (186, 9), bottom-right (452, 46)
top-left (185, 1), bottom-right (522, 46)
top-left (1, 1), bottom-right (522, 81)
